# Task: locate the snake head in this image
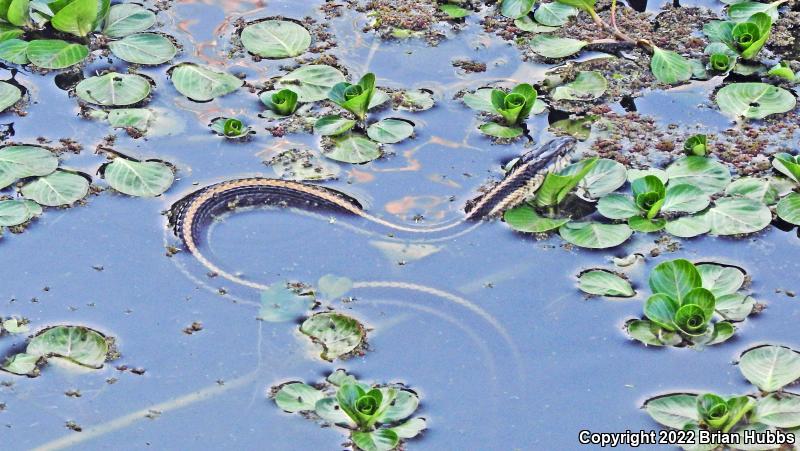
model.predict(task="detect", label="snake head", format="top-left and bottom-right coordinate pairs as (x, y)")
top-left (514, 136), bottom-right (577, 175)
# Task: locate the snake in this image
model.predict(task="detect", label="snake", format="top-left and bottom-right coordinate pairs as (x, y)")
top-left (168, 136), bottom-right (577, 291)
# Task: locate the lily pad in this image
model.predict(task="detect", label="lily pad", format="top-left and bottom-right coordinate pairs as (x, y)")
top-left (578, 270), bottom-right (635, 297)
top-left (504, 204), bottom-right (570, 232)
top-left (597, 194), bottom-right (639, 219)
top-left (258, 284), bottom-right (315, 322)
top-left (0, 80), bottom-right (20, 112)
top-left (534, 2), bottom-right (578, 26)
top-left (0, 199), bottom-right (42, 226)
top-left (558, 222), bottom-right (632, 249)
top-left (644, 394), bottom-right (700, 429)
top-left (1, 353), bottom-right (40, 376)
top-left (326, 135), bottom-right (382, 164)
top-left (275, 65), bottom-right (346, 102)
top-left (665, 156), bottom-right (731, 195)
top-left (0, 39), bottom-right (29, 64)
top-left (102, 157), bottom-right (174, 197)
top-left (103, 3), bottom-right (156, 38)
top-left (274, 382), bottom-right (323, 412)
top-left (725, 177), bottom-right (778, 204)
top-left (777, 193), bottom-right (800, 225)
top-left (26, 39), bottom-right (89, 69)
top-left (20, 170), bottom-right (90, 206)
top-left (367, 119), bottom-right (414, 144)
top-left (530, 35), bottom-right (587, 58)
top-left (552, 71), bottom-right (607, 101)
top-left (351, 430), bottom-right (399, 451)
top-left (106, 108), bottom-right (153, 131)
top-left (299, 312), bottom-right (366, 361)
top-left (479, 122), bottom-right (523, 138)
top-left (650, 47), bottom-right (693, 84)
top-left (665, 214), bottom-right (711, 238)
top-left (708, 197), bottom-right (771, 235)
top-left (314, 115), bottom-right (356, 136)
top-left (0, 145), bottom-right (58, 189)
top-left (752, 393), bottom-right (800, 428)
top-left (240, 20), bottom-right (311, 59)
top-left (170, 63), bottom-right (243, 102)
top-left (501, 0), bottom-right (535, 18)
top-left (661, 184), bottom-right (710, 213)
top-left (27, 325), bottom-right (109, 369)
top-left (574, 159), bottom-right (626, 198)
top-left (76, 72), bottom-right (151, 106)
top-left (109, 33), bottom-right (178, 65)
top-left (697, 263), bottom-right (745, 297)
top-left (715, 83), bottom-right (796, 119)
top-left (739, 345), bottom-right (800, 392)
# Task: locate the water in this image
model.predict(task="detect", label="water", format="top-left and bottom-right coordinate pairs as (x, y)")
top-left (1, 0), bottom-right (799, 450)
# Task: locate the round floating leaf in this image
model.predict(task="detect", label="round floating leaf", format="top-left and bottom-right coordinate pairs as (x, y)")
top-left (0, 39), bottom-right (30, 64)
top-left (665, 156), bottom-right (731, 195)
top-left (398, 89), bottom-right (434, 111)
top-left (715, 293), bottom-right (755, 321)
top-left (463, 88), bottom-right (495, 112)
top-left (274, 382), bottom-right (323, 412)
top-left (662, 184), bottom-right (710, 213)
top-left (552, 71), bottom-right (607, 101)
top-left (107, 108), bottom-right (153, 131)
top-left (170, 63), bottom-right (243, 102)
top-left (50, 0), bottom-right (110, 37)
top-left (300, 312), bottom-right (365, 361)
top-left (726, 177), bottom-right (778, 204)
top-left (597, 194), bottom-right (639, 220)
top-left (351, 430), bottom-right (399, 451)
top-left (21, 170), bottom-right (89, 206)
top-left (628, 168), bottom-right (668, 184)
top-left (317, 274), bottom-right (353, 299)
top-left (241, 20), bottom-right (311, 59)
top-left (708, 197), bottom-right (771, 236)
top-left (326, 135), bottom-right (381, 164)
top-left (558, 221), bottom-right (632, 249)
top-left (752, 393), bottom-right (800, 428)
top-left (0, 199), bottom-right (42, 226)
top-left (26, 39), bottom-right (89, 69)
top-left (0, 145), bottom-right (59, 189)
top-left (644, 394), bottom-right (700, 429)
top-left (697, 263), bottom-right (745, 297)
top-left (102, 157), bottom-right (173, 197)
top-left (1, 353), bottom-right (40, 376)
top-left (728, 1), bottom-right (781, 21)
top-left (258, 284), bottom-right (314, 322)
top-left (649, 259), bottom-right (702, 304)
top-left (440, 4), bottom-right (470, 18)
top-left (76, 72), bottom-right (151, 106)
top-left (0, 80), bottom-right (21, 112)
top-left (103, 3), bottom-right (156, 38)
top-left (650, 47), bottom-right (693, 84)
top-left (315, 397), bottom-right (356, 426)
top-left (314, 115), bottom-right (356, 136)
top-left (704, 321), bottom-right (735, 346)
top-left (501, 0), bottom-right (535, 18)
top-left (777, 193), bottom-right (800, 225)
top-left (739, 345), bottom-right (800, 392)
top-left (578, 270), bottom-right (634, 297)
top-left (573, 159), bottom-right (626, 198)
top-left (390, 418), bottom-right (427, 439)
top-left (665, 214), bottom-right (711, 238)
top-left (275, 65), bottom-right (346, 102)
top-left (366, 119), bottom-right (414, 144)
top-left (109, 33), bottom-right (177, 65)
top-left (534, 2), bottom-right (577, 26)
top-left (627, 319), bottom-right (682, 347)
top-left (479, 122), bottom-right (523, 138)
top-left (27, 325), bottom-right (109, 369)
top-left (715, 83), bottom-right (796, 119)
top-left (376, 389), bottom-right (419, 423)
top-left (368, 89), bottom-right (390, 110)
top-left (628, 216), bottom-right (666, 233)
top-left (504, 204), bottom-right (570, 232)
top-left (530, 35), bottom-right (587, 58)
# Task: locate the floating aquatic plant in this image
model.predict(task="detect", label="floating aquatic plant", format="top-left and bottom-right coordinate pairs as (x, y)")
top-left (260, 88), bottom-right (300, 116)
top-left (463, 83), bottom-right (542, 138)
top-left (1, 325), bottom-right (114, 377)
top-left (684, 134), bottom-right (708, 156)
top-left (209, 117), bottom-right (253, 139)
top-left (271, 370), bottom-right (426, 451)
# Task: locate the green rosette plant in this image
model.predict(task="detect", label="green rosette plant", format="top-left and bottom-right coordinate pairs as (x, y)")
top-left (684, 134), bottom-right (707, 156)
top-left (772, 153), bottom-right (800, 226)
top-left (260, 88), bottom-right (299, 116)
top-left (209, 117), bottom-right (252, 139)
top-left (490, 83), bottom-right (537, 126)
top-left (329, 73), bottom-right (376, 121)
top-left (732, 13), bottom-right (772, 60)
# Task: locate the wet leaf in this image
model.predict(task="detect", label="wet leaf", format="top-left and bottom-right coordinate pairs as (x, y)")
top-left (76, 72), bottom-right (151, 106)
top-left (462, 88), bottom-right (496, 112)
top-left (440, 4), bottom-right (469, 18)
top-left (665, 214), bottom-right (711, 238)
top-left (552, 71), bottom-right (607, 101)
top-left (367, 119), bottom-right (414, 144)
top-left (26, 39), bottom-right (89, 69)
top-left (574, 159), bottom-right (626, 198)
top-left (479, 121), bottom-right (523, 138)
top-left (534, 2), bottom-right (577, 26)
top-left (109, 33), bottom-right (178, 65)
top-left (21, 170), bottom-right (89, 206)
top-left (274, 382), bottom-right (323, 412)
top-left (0, 38), bottom-right (29, 64)
top-left (627, 319), bottom-right (682, 346)
top-left (102, 157), bottom-right (173, 197)
top-left (103, 3), bottom-right (156, 38)
top-left (715, 83), bottom-right (795, 119)
top-left (50, 0), bottom-right (109, 37)
top-left (27, 325), bottom-right (109, 369)
top-left (501, 0), bottom-right (535, 18)
top-left (504, 204), bottom-right (570, 232)
top-left (578, 270), bottom-right (635, 297)
top-left (597, 194), bottom-right (639, 219)
top-left (649, 259), bottom-right (702, 304)
top-left (0, 145), bottom-right (58, 189)
top-left (697, 264), bottom-right (745, 297)
top-left (2, 317), bottom-right (29, 333)
top-left (725, 177), bottom-right (778, 204)
top-left (739, 345), bottom-right (800, 392)
top-left (170, 63), bottom-right (243, 101)
top-left (258, 284), bottom-right (314, 322)
top-left (326, 135), bottom-right (381, 164)
top-left (390, 417), bottom-right (426, 439)
top-left (209, 117), bottom-right (251, 138)
top-left (300, 312), bottom-right (365, 361)
top-left (752, 393), bottom-right (800, 428)
top-left (628, 168), bottom-right (668, 184)
top-left (0, 80), bottom-right (20, 111)
top-left (628, 216), bottom-right (666, 232)
top-left (107, 108), bottom-right (153, 131)
top-left (0, 199), bottom-right (42, 226)
top-left (241, 20), bottom-right (311, 59)
top-left (776, 193), bottom-right (800, 225)
top-left (558, 221), bottom-right (632, 248)
top-left (315, 396), bottom-right (356, 425)
top-left (708, 197), bottom-right (771, 235)
top-left (397, 89), bottom-right (434, 111)
top-left (1, 353), bottom-right (40, 376)
top-left (661, 184), bottom-right (710, 213)
top-left (715, 293), bottom-right (755, 321)
top-left (351, 430), bottom-right (399, 451)
top-left (665, 156), bottom-right (731, 195)
top-left (650, 47), bottom-right (693, 84)
top-left (276, 65), bottom-right (346, 102)
top-left (728, 1), bottom-right (782, 21)
top-left (530, 35), bottom-right (587, 58)
top-left (514, 16), bottom-right (559, 33)
top-left (314, 115), bottom-right (356, 136)
top-left (644, 394), bottom-right (700, 429)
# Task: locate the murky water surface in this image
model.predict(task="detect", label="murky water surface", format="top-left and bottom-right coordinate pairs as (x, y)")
top-left (1, 0), bottom-right (799, 450)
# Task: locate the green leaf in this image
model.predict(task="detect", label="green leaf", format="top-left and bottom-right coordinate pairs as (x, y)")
top-left (27, 325), bottom-right (108, 369)
top-left (209, 117), bottom-right (250, 138)
top-left (6, 0), bottom-right (29, 27)
top-left (777, 193), bottom-right (800, 225)
top-left (397, 89), bottom-right (435, 111)
top-left (578, 270), bottom-right (635, 297)
top-left (0, 80), bottom-right (20, 111)
top-left (514, 16), bottom-right (560, 33)
top-left (645, 394), bottom-right (700, 429)
top-left (109, 33), bottom-right (177, 65)
top-left (274, 382), bottom-right (323, 412)
top-left (300, 312), bottom-right (365, 361)
top-left (26, 39), bottom-right (89, 69)
top-left (665, 156), bottom-right (731, 195)
top-left (697, 394), bottom-right (731, 429)
top-left (2, 317), bottom-right (29, 334)
top-left (106, 108), bottom-right (153, 131)
top-left (644, 293), bottom-right (679, 331)
top-left (628, 168), bottom-right (668, 184)
top-left (440, 3), bottom-right (469, 18)
top-left (555, 0), bottom-right (595, 12)
top-left (275, 65), bottom-right (345, 102)
top-left (534, 2), bottom-right (577, 26)
top-left (628, 216), bottom-right (666, 232)
top-left (536, 158), bottom-right (597, 207)
top-left (697, 264), bottom-right (745, 297)
top-left (597, 194), bottom-right (640, 219)
top-left (715, 83), bottom-right (796, 120)
top-left (479, 121), bottom-right (523, 138)
top-left (21, 170), bottom-right (89, 206)
top-left (504, 204), bottom-right (570, 232)
top-left (648, 259), bottom-right (702, 304)
top-left (390, 418), bottom-right (426, 439)
top-left (574, 158), bottom-right (626, 198)
top-left (260, 89), bottom-right (299, 116)
top-left (683, 287), bottom-right (716, 317)
top-left (169, 63), bottom-right (243, 102)
top-left (501, 0), bottom-right (535, 18)
top-left (684, 134), bottom-right (708, 156)
top-left (725, 177), bottom-right (778, 204)
top-left (728, 1), bottom-right (782, 22)
top-left (1, 353), bottom-right (40, 376)
top-left (351, 430), bottom-right (399, 451)
top-left (76, 72), bottom-right (151, 106)
top-left (708, 197), bottom-right (771, 236)
top-left (549, 115), bottom-right (596, 140)
top-left (337, 384), bottom-right (367, 425)
top-left (530, 34), bottom-right (587, 58)
top-left (651, 47), bottom-right (693, 84)
top-left (314, 397), bottom-right (356, 426)
top-left (329, 73), bottom-right (375, 120)
top-left (314, 115), bottom-right (356, 136)
top-left (240, 20), bottom-right (311, 58)
top-left (552, 71), bottom-right (607, 101)
top-left (704, 321), bottom-right (735, 346)
top-left (753, 393), bottom-right (800, 428)
top-left (326, 135), bottom-right (381, 164)
top-left (704, 20), bottom-right (736, 47)
top-left (739, 345), bottom-right (800, 392)
top-left (715, 293), bottom-right (755, 321)
top-left (51, 0), bottom-right (110, 37)
top-left (102, 157), bottom-right (173, 197)
top-left (258, 284), bottom-right (314, 322)
top-left (463, 88), bottom-right (496, 112)
top-left (0, 199), bottom-right (42, 226)
top-left (773, 153), bottom-right (800, 183)
top-left (367, 119), bottom-right (414, 144)
top-left (103, 3), bottom-right (155, 37)
top-left (768, 62), bottom-right (795, 81)
top-left (632, 174), bottom-right (665, 198)
top-left (0, 145), bottom-right (58, 189)
top-left (558, 221), bottom-right (632, 248)
top-left (627, 319), bottom-right (682, 346)
top-left (0, 38), bottom-right (29, 64)
top-left (734, 13), bottom-right (772, 60)
top-left (665, 214), bottom-right (711, 238)
top-left (662, 184), bottom-right (710, 213)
